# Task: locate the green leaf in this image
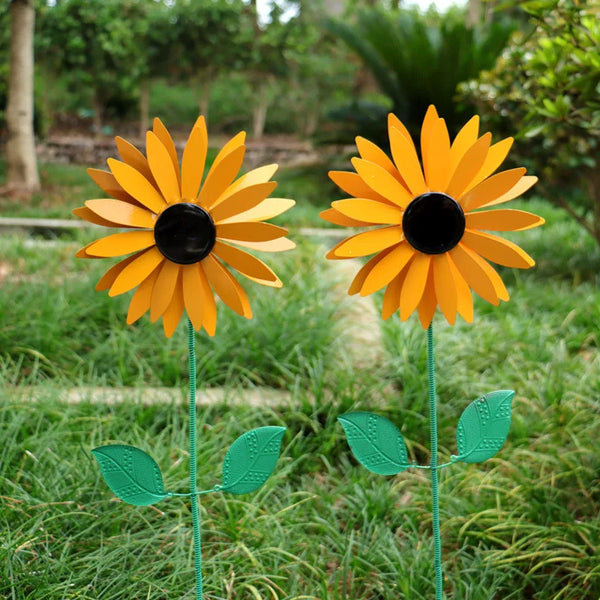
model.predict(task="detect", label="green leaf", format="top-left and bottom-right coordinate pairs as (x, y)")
top-left (91, 445), bottom-right (167, 506)
top-left (338, 412), bottom-right (409, 476)
top-left (221, 426), bottom-right (286, 495)
top-left (456, 391), bottom-right (515, 464)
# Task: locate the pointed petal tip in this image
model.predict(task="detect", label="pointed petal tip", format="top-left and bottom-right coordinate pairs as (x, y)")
top-left (203, 323), bottom-right (216, 337)
top-left (381, 308), bottom-right (396, 320)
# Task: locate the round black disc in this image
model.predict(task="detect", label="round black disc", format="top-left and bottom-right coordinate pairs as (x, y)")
top-left (402, 192), bottom-right (465, 255)
top-left (154, 202), bottom-right (216, 264)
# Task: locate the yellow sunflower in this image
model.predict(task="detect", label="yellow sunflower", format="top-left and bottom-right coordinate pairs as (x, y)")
top-left (322, 105), bottom-right (544, 328)
top-left (75, 117), bottom-right (295, 337)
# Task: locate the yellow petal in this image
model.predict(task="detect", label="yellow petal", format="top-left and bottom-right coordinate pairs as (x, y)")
top-left (114, 136), bottom-right (156, 185)
top-left (423, 118), bottom-right (451, 192)
top-left (478, 175), bottom-right (538, 209)
top-left (109, 247), bottom-right (164, 297)
top-left (228, 238), bottom-right (295, 253)
top-left (161, 282), bottom-right (184, 338)
top-left (465, 209), bottom-right (545, 232)
top-left (360, 242), bottom-right (414, 296)
top-left (212, 241), bottom-right (281, 287)
top-left (127, 265), bottom-right (160, 324)
top-left (466, 137), bottom-right (513, 193)
top-left (76, 241), bottom-right (97, 259)
top-left (181, 119), bottom-right (208, 201)
top-left (107, 158), bottom-right (166, 214)
top-left (95, 254), bottom-right (139, 291)
top-left (330, 226), bottom-right (404, 258)
top-left (388, 113), bottom-right (412, 142)
top-left (320, 207), bottom-right (371, 227)
top-left (151, 260), bottom-right (181, 321)
top-left (351, 158), bottom-right (413, 207)
top-left (224, 164), bottom-right (278, 198)
top-left (461, 168), bottom-right (527, 212)
top-left (329, 170), bottom-right (392, 205)
top-left (211, 182), bottom-right (278, 224)
top-left (182, 263), bottom-right (204, 331)
top-left (389, 126), bottom-right (427, 196)
top-left (445, 133), bottom-right (491, 199)
top-left (450, 243), bottom-right (507, 305)
top-left (420, 105), bottom-right (439, 177)
top-left (217, 222), bottom-right (288, 242)
top-left (433, 253), bottom-right (457, 325)
top-left (85, 199), bottom-right (156, 228)
top-left (416, 269), bottom-right (436, 329)
top-left (224, 198), bottom-right (295, 223)
top-left (202, 254), bottom-right (251, 318)
top-left (400, 253), bottom-right (431, 321)
top-left (382, 267), bottom-right (410, 320)
top-left (212, 132), bottom-right (246, 169)
top-left (73, 206), bottom-right (132, 228)
top-left (86, 230), bottom-right (155, 258)
top-left (152, 117), bottom-right (181, 190)
top-left (449, 254), bottom-right (474, 323)
top-left (449, 115), bottom-right (479, 174)
top-left (356, 135), bottom-right (410, 191)
top-left (332, 199), bottom-right (404, 224)
top-left (146, 131), bottom-right (181, 204)
top-left (348, 247), bottom-right (397, 295)
top-left (87, 168), bottom-right (136, 204)
top-left (198, 264), bottom-right (217, 335)
top-left (462, 230), bottom-right (534, 269)
top-left (198, 146), bottom-right (245, 209)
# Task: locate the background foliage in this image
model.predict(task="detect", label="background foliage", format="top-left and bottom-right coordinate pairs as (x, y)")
top-left (459, 0), bottom-right (600, 243)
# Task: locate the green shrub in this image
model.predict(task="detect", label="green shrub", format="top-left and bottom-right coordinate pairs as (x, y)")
top-left (325, 6), bottom-right (514, 146)
top-left (459, 0), bottom-right (600, 244)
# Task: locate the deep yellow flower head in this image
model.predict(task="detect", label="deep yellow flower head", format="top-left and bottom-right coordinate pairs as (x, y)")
top-left (322, 105), bottom-right (543, 328)
top-left (75, 117), bottom-right (295, 337)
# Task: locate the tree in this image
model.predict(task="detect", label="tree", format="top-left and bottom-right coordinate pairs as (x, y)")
top-left (5, 0), bottom-right (40, 196)
top-left (459, 0), bottom-right (600, 244)
top-left (284, 1), bottom-right (357, 137)
top-left (37, 0), bottom-right (147, 136)
top-left (325, 6), bottom-right (514, 146)
top-left (156, 0), bottom-right (246, 125)
top-left (238, 1), bottom-right (299, 139)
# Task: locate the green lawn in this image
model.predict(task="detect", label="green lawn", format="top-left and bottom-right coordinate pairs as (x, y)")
top-left (0, 162), bottom-right (599, 599)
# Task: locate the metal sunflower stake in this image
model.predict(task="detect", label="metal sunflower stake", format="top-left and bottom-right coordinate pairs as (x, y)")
top-left (323, 105), bottom-right (544, 599)
top-left (75, 116), bottom-right (295, 598)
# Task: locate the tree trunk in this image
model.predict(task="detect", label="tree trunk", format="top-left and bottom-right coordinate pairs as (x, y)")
top-left (139, 79), bottom-right (150, 139)
top-left (252, 87), bottom-right (269, 140)
top-left (92, 92), bottom-right (103, 139)
top-left (303, 105), bottom-right (319, 137)
top-left (467, 0), bottom-right (482, 27)
top-left (6, 0), bottom-right (40, 196)
top-left (198, 80), bottom-right (211, 122)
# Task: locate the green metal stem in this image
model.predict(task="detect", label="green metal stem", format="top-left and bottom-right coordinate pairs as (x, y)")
top-left (427, 323), bottom-right (443, 600)
top-left (188, 319), bottom-right (203, 599)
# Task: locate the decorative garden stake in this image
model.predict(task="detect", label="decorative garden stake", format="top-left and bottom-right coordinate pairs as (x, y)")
top-left (322, 105), bottom-right (544, 598)
top-left (75, 116), bottom-right (295, 598)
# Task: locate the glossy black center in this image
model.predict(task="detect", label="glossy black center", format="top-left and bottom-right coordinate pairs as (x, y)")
top-left (154, 203), bottom-right (216, 264)
top-left (402, 192), bottom-right (465, 254)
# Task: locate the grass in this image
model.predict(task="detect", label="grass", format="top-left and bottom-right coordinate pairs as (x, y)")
top-left (0, 235), bottom-right (349, 388)
top-left (0, 162), bottom-right (599, 598)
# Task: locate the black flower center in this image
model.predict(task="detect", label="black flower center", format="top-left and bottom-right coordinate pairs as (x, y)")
top-left (402, 192), bottom-right (465, 255)
top-left (154, 202), bottom-right (216, 264)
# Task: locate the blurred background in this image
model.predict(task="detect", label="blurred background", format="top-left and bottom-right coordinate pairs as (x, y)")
top-left (1, 2), bottom-right (599, 599)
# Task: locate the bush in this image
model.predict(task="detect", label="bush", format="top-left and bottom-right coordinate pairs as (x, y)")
top-left (459, 0), bottom-right (600, 244)
top-left (325, 6), bottom-right (514, 146)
